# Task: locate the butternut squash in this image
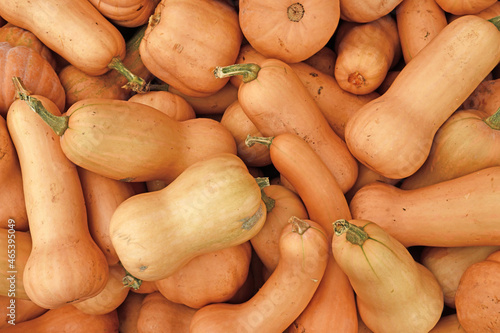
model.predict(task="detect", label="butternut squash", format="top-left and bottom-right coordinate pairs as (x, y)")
top-left (435, 0), bottom-right (497, 15)
top-left (128, 90), bottom-right (195, 121)
top-left (345, 15), bottom-right (500, 179)
top-left (350, 166), bottom-right (500, 247)
top-left (88, 0), bottom-right (160, 28)
top-left (7, 83), bottom-right (109, 309)
top-left (117, 292), bottom-right (146, 333)
top-left (332, 219), bottom-right (444, 333)
top-left (429, 314), bottom-right (468, 333)
top-left (462, 78), bottom-right (500, 116)
top-left (339, 0), bottom-right (404, 23)
top-left (0, 297), bottom-right (47, 329)
top-left (110, 153), bottom-right (266, 281)
top-left (189, 217), bottom-right (329, 333)
top-left (0, 228), bottom-right (30, 299)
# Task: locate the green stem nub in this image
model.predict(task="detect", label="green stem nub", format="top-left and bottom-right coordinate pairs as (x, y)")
top-left (484, 107), bottom-right (500, 130)
top-left (488, 15), bottom-right (500, 31)
top-left (12, 76), bottom-right (69, 136)
top-left (333, 219), bottom-right (369, 246)
top-left (108, 57), bottom-right (147, 93)
top-left (213, 63), bottom-right (261, 83)
top-left (289, 216), bottom-right (310, 235)
top-left (245, 134), bottom-right (274, 149)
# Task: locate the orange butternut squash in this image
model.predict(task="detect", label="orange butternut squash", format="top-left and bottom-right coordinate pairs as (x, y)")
top-left (303, 46), bottom-right (337, 77)
top-left (455, 250), bottom-right (500, 332)
top-left (350, 166), bottom-right (500, 247)
top-left (117, 292), bottom-right (146, 333)
top-left (0, 116), bottom-right (27, 231)
top-left (0, 297), bottom-right (47, 328)
top-left (250, 184), bottom-right (308, 275)
top-left (421, 245), bottom-right (500, 308)
top-left (216, 58), bottom-right (358, 193)
top-left (58, 25), bottom-right (153, 106)
top-left (137, 292), bottom-right (196, 333)
top-left (7, 84), bottom-right (109, 309)
top-left (128, 90), bottom-right (195, 121)
top-left (462, 78), bottom-right (500, 115)
top-left (238, 0), bottom-right (340, 63)
top-left (0, 42), bottom-right (65, 116)
top-left (110, 153), bottom-right (266, 281)
top-left (139, 0), bottom-right (242, 97)
top-left (345, 162), bottom-right (401, 203)
top-left (88, 0), bottom-right (160, 28)
top-left (19, 96), bottom-right (237, 184)
top-left (189, 217), bottom-right (329, 333)
top-left (339, 0), bottom-right (404, 23)
top-left (0, 305), bottom-right (119, 332)
top-left (396, 0), bottom-right (448, 63)
top-left (155, 242), bottom-right (252, 309)
top-left (435, 0), bottom-right (497, 15)
top-left (345, 15), bottom-right (500, 179)
top-left (332, 219), bottom-right (443, 333)
top-left (0, 228), bottom-right (30, 299)
top-left (334, 14), bottom-right (401, 95)
top-left (429, 314), bottom-right (468, 333)
top-left (401, 108), bottom-right (500, 190)
top-left (0, 0), bottom-right (127, 76)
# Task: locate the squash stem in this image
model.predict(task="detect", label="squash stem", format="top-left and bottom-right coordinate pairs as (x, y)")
top-left (289, 216), bottom-right (310, 235)
top-left (333, 219), bottom-right (369, 246)
top-left (147, 83), bottom-right (170, 92)
top-left (108, 57), bottom-right (148, 93)
top-left (255, 177), bottom-right (270, 189)
top-left (12, 76), bottom-right (68, 136)
top-left (120, 263), bottom-right (142, 290)
top-left (213, 63), bottom-right (261, 83)
top-left (245, 134), bottom-right (274, 148)
top-left (484, 107), bottom-right (500, 130)
top-left (489, 15), bottom-right (500, 31)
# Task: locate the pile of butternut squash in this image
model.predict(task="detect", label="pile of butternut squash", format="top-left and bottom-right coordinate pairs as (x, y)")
top-left (0, 0), bottom-right (499, 332)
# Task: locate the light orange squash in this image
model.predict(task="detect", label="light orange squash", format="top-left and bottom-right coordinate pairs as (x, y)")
top-left (110, 153), bottom-right (266, 281)
top-left (0, 116), bottom-right (27, 231)
top-left (396, 0), bottom-right (448, 63)
top-left (334, 14), bottom-right (401, 95)
top-left (420, 245), bottom-right (500, 308)
top-left (88, 0), bottom-right (161, 28)
top-left (0, 305), bottom-right (119, 332)
top-left (435, 0), bottom-right (497, 15)
top-left (429, 314), bottom-right (468, 333)
top-left (345, 15), bottom-right (500, 179)
top-left (0, 0), bottom-right (126, 76)
top-left (0, 42), bottom-right (65, 116)
top-left (462, 78), bottom-right (500, 115)
top-left (238, 0), bottom-right (340, 63)
top-left (117, 292), bottom-right (146, 333)
top-left (0, 228), bottom-right (31, 299)
top-left (7, 86), bottom-right (109, 309)
top-left (339, 0), bottom-right (404, 23)
top-left (350, 166), bottom-right (500, 247)
top-left (139, 0), bottom-right (242, 97)
top-left (303, 46), bottom-right (337, 77)
top-left (0, 296), bottom-right (47, 329)
top-left (155, 242), bottom-right (251, 309)
top-left (401, 108), bottom-right (500, 190)
top-left (345, 162), bottom-right (401, 203)
top-left (128, 90), bottom-right (195, 121)
top-left (216, 58), bottom-right (359, 193)
top-left (332, 219), bottom-right (444, 333)
top-left (137, 292), bottom-right (196, 333)
top-left (189, 217), bottom-right (329, 333)
top-left (19, 96), bottom-right (237, 185)
top-left (455, 250), bottom-right (500, 332)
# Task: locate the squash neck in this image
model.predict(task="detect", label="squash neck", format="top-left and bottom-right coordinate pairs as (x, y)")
top-left (213, 63), bottom-right (261, 83)
top-left (333, 219), bottom-right (368, 246)
top-left (484, 107), bottom-right (500, 130)
top-left (12, 77), bottom-right (69, 136)
top-left (245, 134), bottom-right (274, 148)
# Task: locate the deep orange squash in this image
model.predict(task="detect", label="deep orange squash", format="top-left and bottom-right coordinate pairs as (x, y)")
top-left (0, 296), bottom-right (47, 329)
top-left (0, 228), bottom-right (31, 299)
top-left (435, 0), bottom-right (497, 15)
top-left (462, 78), bottom-right (500, 116)
top-left (117, 292), bottom-right (146, 333)
top-left (339, 0), bottom-right (404, 23)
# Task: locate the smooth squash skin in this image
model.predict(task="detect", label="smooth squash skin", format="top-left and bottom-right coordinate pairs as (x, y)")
top-left (350, 166), bottom-right (500, 247)
top-left (155, 242), bottom-right (252, 309)
top-left (139, 0), bottom-right (242, 97)
top-left (429, 314), bottom-right (467, 333)
top-left (332, 219), bottom-right (444, 333)
top-left (420, 245), bottom-right (500, 308)
top-left (0, 0), bottom-right (126, 76)
top-left (238, 0), bottom-right (340, 63)
top-left (396, 0), bottom-right (448, 63)
top-left (339, 0), bottom-right (403, 23)
top-left (462, 78), bottom-right (500, 116)
top-left (189, 217), bottom-right (329, 333)
top-left (128, 90), bottom-right (196, 121)
top-left (21, 97), bottom-right (237, 184)
top-left (216, 59), bottom-right (359, 193)
top-left (435, 0), bottom-right (497, 15)
top-left (117, 292), bottom-right (146, 333)
top-left (7, 92), bottom-right (109, 309)
top-left (110, 153), bottom-right (266, 281)
top-left (0, 116), bottom-right (28, 231)
top-left (334, 14), bottom-right (401, 95)
top-left (401, 108), bottom-right (500, 190)
top-left (0, 228), bottom-right (31, 299)
top-left (455, 250), bottom-right (500, 332)
top-left (0, 305), bottom-right (120, 333)
top-left (0, 297), bottom-right (47, 329)
top-left (88, 0), bottom-right (160, 28)
top-left (345, 15), bottom-right (500, 179)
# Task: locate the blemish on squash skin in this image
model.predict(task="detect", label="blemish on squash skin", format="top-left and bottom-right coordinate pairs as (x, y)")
top-left (139, 265), bottom-right (148, 272)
